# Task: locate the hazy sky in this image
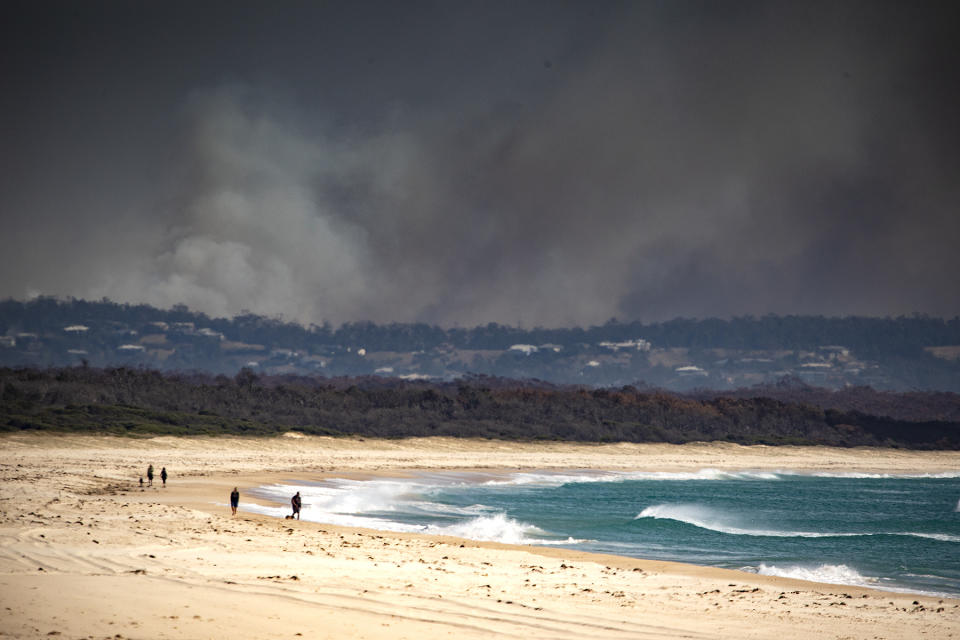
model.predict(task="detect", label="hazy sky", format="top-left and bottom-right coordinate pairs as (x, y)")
top-left (2, 0), bottom-right (958, 327)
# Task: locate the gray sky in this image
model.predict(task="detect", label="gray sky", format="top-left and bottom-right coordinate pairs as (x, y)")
top-left (2, 0), bottom-right (958, 327)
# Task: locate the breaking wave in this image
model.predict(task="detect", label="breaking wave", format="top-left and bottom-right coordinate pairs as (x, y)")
top-left (423, 513), bottom-right (575, 545)
top-left (635, 504), bottom-right (846, 537)
top-left (750, 563), bottom-right (878, 588)
top-left (482, 469), bottom-right (784, 488)
top-left (241, 479), bottom-right (574, 545)
top-left (479, 468), bottom-right (960, 489)
top-left (806, 471), bottom-right (960, 479)
top-left (635, 504), bottom-right (960, 542)
top-left (900, 531), bottom-right (960, 543)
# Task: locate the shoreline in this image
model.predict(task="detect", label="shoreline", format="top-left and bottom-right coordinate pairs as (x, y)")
top-left (2, 433), bottom-right (959, 639)
top-left (221, 469), bottom-right (960, 599)
top-left (232, 467), bottom-right (960, 599)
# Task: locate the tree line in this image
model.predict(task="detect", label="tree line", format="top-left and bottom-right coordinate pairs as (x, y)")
top-left (2, 366), bottom-right (957, 449)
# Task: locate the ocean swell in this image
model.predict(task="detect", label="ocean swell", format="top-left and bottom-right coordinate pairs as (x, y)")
top-left (635, 504), bottom-right (960, 542)
top-left (635, 503), bottom-right (845, 538)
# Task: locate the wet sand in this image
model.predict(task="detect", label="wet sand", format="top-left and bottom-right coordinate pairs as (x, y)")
top-left (1, 433), bottom-right (958, 639)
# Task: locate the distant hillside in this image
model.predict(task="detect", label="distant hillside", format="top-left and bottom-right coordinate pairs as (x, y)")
top-left (2, 367), bottom-right (958, 449)
top-left (2, 297), bottom-right (959, 391)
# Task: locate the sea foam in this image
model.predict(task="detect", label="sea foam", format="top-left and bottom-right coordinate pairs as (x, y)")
top-left (752, 563), bottom-right (877, 588)
top-left (482, 469), bottom-right (783, 488)
top-left (235, 470), bottom-right (960, 597)
top-left (899, 531), bottom-right (960, 543)
top-left (424, 513), bottom-right (546, 545)
top-left (244, 477), bottom-right (556, 545)
top-left (487, 469), bottom-right (960, 487)
top-left (807, 471), bottom-right (960, 479)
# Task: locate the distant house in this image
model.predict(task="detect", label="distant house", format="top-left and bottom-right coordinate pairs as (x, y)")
top-left (221, 340), bottom-right (266, 352)
top-left (508, 344), bottom-right (538, 355)
top-left (798, 362), bottom-right (831, 381)
top-left (398, 373), bottom-right (432, 381)
top-left (675, 365), bottom-right (708, 376)
top-left (300, 355), bottom-right (326, 369)
top-left (598, 338), bottom-right (651, 352)
top-left (818, 345), bottom-right (850, 359)
top-left (117, 344), bottom-right (145, 352)
top-left (63, 325), bottom-right (89, 333)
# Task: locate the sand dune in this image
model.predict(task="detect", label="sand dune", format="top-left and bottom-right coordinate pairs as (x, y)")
top-left (1, 433), bottom-right (958, 639)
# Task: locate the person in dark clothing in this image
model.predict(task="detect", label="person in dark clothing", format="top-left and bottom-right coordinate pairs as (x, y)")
top-left (230, 488), bottom-right (240, 515)
top-left (291, 492), bottom-right (302, 520)
top-left (160, 467), bottom-right (168, 486)
top-left (146, 465), bottom-right (154, 486)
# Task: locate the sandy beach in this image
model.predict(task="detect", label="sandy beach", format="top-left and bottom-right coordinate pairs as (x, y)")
top-left (1, 433), bottom-right (958, 639)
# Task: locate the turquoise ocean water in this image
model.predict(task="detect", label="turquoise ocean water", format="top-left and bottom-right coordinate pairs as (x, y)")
top-left (245, 469), bottom-right (960, 597)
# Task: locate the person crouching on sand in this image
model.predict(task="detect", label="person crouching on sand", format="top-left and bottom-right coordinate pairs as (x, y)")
top-left (291, 491), bottom-right (302, 520)
top-left (230, 487), bottom-right (239, 515)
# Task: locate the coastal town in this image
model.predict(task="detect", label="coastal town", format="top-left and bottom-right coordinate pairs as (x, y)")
top-left (5, 300), bottom-right (958, 391)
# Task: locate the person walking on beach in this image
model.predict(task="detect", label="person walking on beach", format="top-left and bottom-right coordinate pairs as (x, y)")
top-left (291, 491), bottom-right (302, 520)
top-left (160, 467), bottom-right (168, 486)
top-left (146, 464), bottom-right (154, 486)
top-left (230, 488), bottom-right (240, 515)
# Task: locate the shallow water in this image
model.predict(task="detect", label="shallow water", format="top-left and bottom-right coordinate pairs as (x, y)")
top-left (245, 469), bottom-right (960, 597)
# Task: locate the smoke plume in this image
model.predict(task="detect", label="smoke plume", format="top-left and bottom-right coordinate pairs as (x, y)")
top-left (2, 1), bottom-right (958, 326)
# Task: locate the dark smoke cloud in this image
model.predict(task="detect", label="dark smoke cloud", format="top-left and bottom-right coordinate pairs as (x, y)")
top-left (1, 1), bottom-right (958, 326)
